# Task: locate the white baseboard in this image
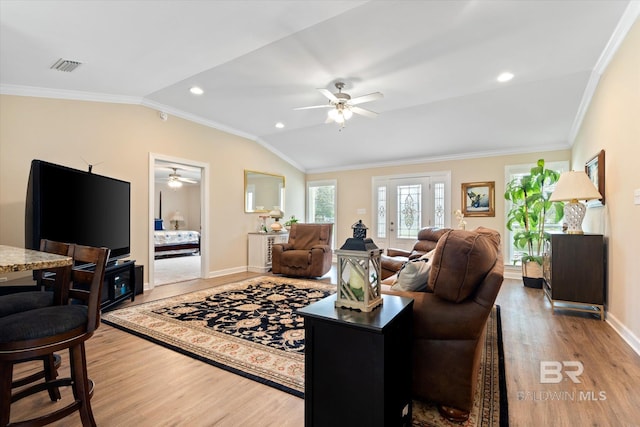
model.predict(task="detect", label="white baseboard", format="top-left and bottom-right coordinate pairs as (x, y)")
top-left (606, 312), bottom-right (640, 357)
top-left (208, 266), bottom-right (248, 278)
top-left (503, 264), bottom-right (521, 280)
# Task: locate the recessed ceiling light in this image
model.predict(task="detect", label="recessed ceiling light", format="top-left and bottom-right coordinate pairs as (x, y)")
top-left (497, 72), bottom-right (514, 83)
top-left (275, 122), bottom-right (285, 129)
top-left (190, 86), bottom-right (204, 95)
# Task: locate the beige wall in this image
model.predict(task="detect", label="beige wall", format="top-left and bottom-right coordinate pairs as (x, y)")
top-left (0, 95), bottom-right (306, 283)
top-left (572, 20), bottom-right (640, 346)
top-left (307, 150), bottom-right (570, 255)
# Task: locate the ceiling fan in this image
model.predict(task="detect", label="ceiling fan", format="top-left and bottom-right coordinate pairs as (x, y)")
top-left (163, 167), bottom-right (198, 189)
top-left (295, 82), bottom-right (383, 127)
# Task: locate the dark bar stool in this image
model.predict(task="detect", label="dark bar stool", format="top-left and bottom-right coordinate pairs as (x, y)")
top-left (0, 240), bottom-right (74, 402)
top-left (0, 245), bottom-right (110, 426)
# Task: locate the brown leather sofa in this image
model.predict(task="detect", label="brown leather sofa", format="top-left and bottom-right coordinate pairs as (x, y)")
top-left (382, 227), bottom-right (504, 421)
top-left (380, 227), bottom-right (451, 279)
top-left (272, 223), bottom-right (333, 278)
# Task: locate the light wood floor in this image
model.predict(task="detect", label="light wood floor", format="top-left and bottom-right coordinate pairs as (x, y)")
top-left (9, 272), bottom-right (640, 426)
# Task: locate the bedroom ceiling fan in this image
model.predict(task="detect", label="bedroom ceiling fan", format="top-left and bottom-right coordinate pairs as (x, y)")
top-left (295, 82), bottom-right (383, 128)
top-left (165, 167), bottom-right (198, 189)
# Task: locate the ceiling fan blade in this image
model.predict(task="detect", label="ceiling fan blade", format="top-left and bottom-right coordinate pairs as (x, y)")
top-left (317, 88), bottom-right (339, 103)
top-left (293, 105), bottom-right (332, 110)
top-left (351, 106), bottom-right (379, 118)
top-left (349, 92), bottom-right (383, 105)
top-left (178, 177), bottom-right (198, 184)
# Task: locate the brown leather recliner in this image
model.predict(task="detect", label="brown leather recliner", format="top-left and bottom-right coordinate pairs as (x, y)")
top-left (380, 227), bottom-right (452, 279)
top-left (382, 227), bottom-right (504, 422)
top-left (271, 223), bottom-right (333, 278)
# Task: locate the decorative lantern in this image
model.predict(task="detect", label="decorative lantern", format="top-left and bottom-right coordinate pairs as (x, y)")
top-left (335, 220), bottom-right (383, 312)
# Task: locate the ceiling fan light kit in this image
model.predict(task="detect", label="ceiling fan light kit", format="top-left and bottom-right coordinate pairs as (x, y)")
top-left (168, 179), bottom-right (182, 189)
top-left (327, 104), bottom-right (353, 124)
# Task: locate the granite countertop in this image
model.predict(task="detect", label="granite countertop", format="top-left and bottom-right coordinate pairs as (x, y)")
top-left (0, 245), bottom-right (73, 273)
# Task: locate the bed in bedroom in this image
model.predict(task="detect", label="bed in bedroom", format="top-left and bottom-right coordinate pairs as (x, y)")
top-left (154, 222), bottom-right (200, 259)
top-left (154, 193), bottom-right (200, 258)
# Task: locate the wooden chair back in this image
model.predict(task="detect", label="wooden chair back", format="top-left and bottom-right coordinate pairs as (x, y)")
top-left (37, 239), bottom-right (74, 304)
top-left (69, 245), bottom-right (110, 333)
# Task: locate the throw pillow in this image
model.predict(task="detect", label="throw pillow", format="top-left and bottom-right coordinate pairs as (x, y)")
top-left (428, 229), bottom-right (499, 303)
top-left (391, 255), bottom-right (433, 292)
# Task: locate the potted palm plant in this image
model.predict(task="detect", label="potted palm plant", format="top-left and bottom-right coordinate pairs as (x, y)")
top-left (504, 159), bottom-right (564, 288)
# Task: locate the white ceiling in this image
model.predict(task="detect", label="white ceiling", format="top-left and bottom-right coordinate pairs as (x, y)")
top-left (1, 1), bottom-right (636, 173)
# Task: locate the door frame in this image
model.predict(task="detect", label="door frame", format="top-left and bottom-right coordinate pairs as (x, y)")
top-left (371, 171), bottom-right (451, 251)
top-left (148, 153), bottom-right (210, 290)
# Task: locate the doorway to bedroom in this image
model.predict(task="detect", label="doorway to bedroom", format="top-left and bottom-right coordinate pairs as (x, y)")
top-left (150, 154), bottom-right (209, 289)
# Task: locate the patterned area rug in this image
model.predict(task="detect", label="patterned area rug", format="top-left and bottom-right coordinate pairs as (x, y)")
top-left (103, 276), bottom-right (334, 396)
top-left (103, 277), bottom-right (507, 427)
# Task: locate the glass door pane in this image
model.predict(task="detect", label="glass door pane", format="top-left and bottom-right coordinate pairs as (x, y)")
top-left (307, 180), bottom-right (336, 249)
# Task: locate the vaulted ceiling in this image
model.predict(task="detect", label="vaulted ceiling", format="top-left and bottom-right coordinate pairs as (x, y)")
top-left (1, 1), bottom-right (635, 172)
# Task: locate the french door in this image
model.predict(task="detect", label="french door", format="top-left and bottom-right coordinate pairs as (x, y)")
top-left (372, 173), bottom-right (449, 251)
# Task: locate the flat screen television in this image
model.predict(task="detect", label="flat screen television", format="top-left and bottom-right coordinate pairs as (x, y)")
top-left (25, 159), bottom-right (131, 261)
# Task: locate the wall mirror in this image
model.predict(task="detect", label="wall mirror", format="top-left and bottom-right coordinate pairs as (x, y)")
top-left (244, 170), bottom-right (285, 213)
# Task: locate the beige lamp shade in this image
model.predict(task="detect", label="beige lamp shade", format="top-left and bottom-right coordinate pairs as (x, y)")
top-left (550, 171), bottom-right (602, 234)
top-left (269, 207), bottom-right (284, 219)
top-left (550, 171), bottom-right (602, 202)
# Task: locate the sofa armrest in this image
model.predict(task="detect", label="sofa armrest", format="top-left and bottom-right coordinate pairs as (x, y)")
top-left (386, 248), bottom-right (412, 257)
top-left (382, 289), bottom-right (489, 341)
top-left (310, 244), bottom-right (331, 253)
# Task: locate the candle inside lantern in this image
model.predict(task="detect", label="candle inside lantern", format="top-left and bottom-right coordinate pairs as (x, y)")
top-left (349, 269), bottom-right (365, 301)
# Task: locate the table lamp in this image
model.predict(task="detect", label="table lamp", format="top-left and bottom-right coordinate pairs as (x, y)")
top-left (171, 212), bottom-right (184, 230)
top-left (549, 171), bottom-right (602, 234)
top-left (269, 207), bottom-right (284, 232)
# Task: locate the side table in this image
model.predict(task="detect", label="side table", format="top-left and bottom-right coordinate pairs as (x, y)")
top-left (247, 232), bottom-right (289, 273)
top-left (298, 294), bottom-right (414, 427)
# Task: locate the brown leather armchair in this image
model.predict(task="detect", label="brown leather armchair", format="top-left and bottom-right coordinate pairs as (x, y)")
top-left (381, 227), bottom-right (451, 279)
top-left (382, 227), bottom-right (504, 422)
top-left (272, 223), bottom-right (333, 278)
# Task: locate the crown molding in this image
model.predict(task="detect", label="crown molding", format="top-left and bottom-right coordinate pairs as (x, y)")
top-left (568, 1), bottom-right (640, 144)
top-left (140, 99), bottom-right (258, 141)
top-left (0, 84), bottom-right (142, 104)
top-left (141, 100), bottom-right (306, 172)
top-left (304, 144), bottom-right (571, 175)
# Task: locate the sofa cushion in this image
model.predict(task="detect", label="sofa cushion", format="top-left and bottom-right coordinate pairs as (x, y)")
top-left (391, 250), bottom-right (435, 292)
top-left (412, 227), bottom-right (450, 254)
top-left (428, 228), bottom-right (499, 302)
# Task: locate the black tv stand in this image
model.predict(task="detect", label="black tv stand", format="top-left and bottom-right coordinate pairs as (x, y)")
top-left (101, 259), bottom-right (135, 311)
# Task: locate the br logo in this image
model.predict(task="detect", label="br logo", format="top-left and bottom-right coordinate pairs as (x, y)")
top-left (540, 361), bottom-right (584, 384)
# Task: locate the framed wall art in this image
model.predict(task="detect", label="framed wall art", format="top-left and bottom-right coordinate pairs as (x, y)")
top-left (585, 150), bottom-right (605, 207)
top-left (461, 181), bottom-right (495, 217)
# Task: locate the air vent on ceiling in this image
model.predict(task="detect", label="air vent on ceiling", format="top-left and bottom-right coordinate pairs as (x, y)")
top-left (50, 58), bottom-right (82, 72)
